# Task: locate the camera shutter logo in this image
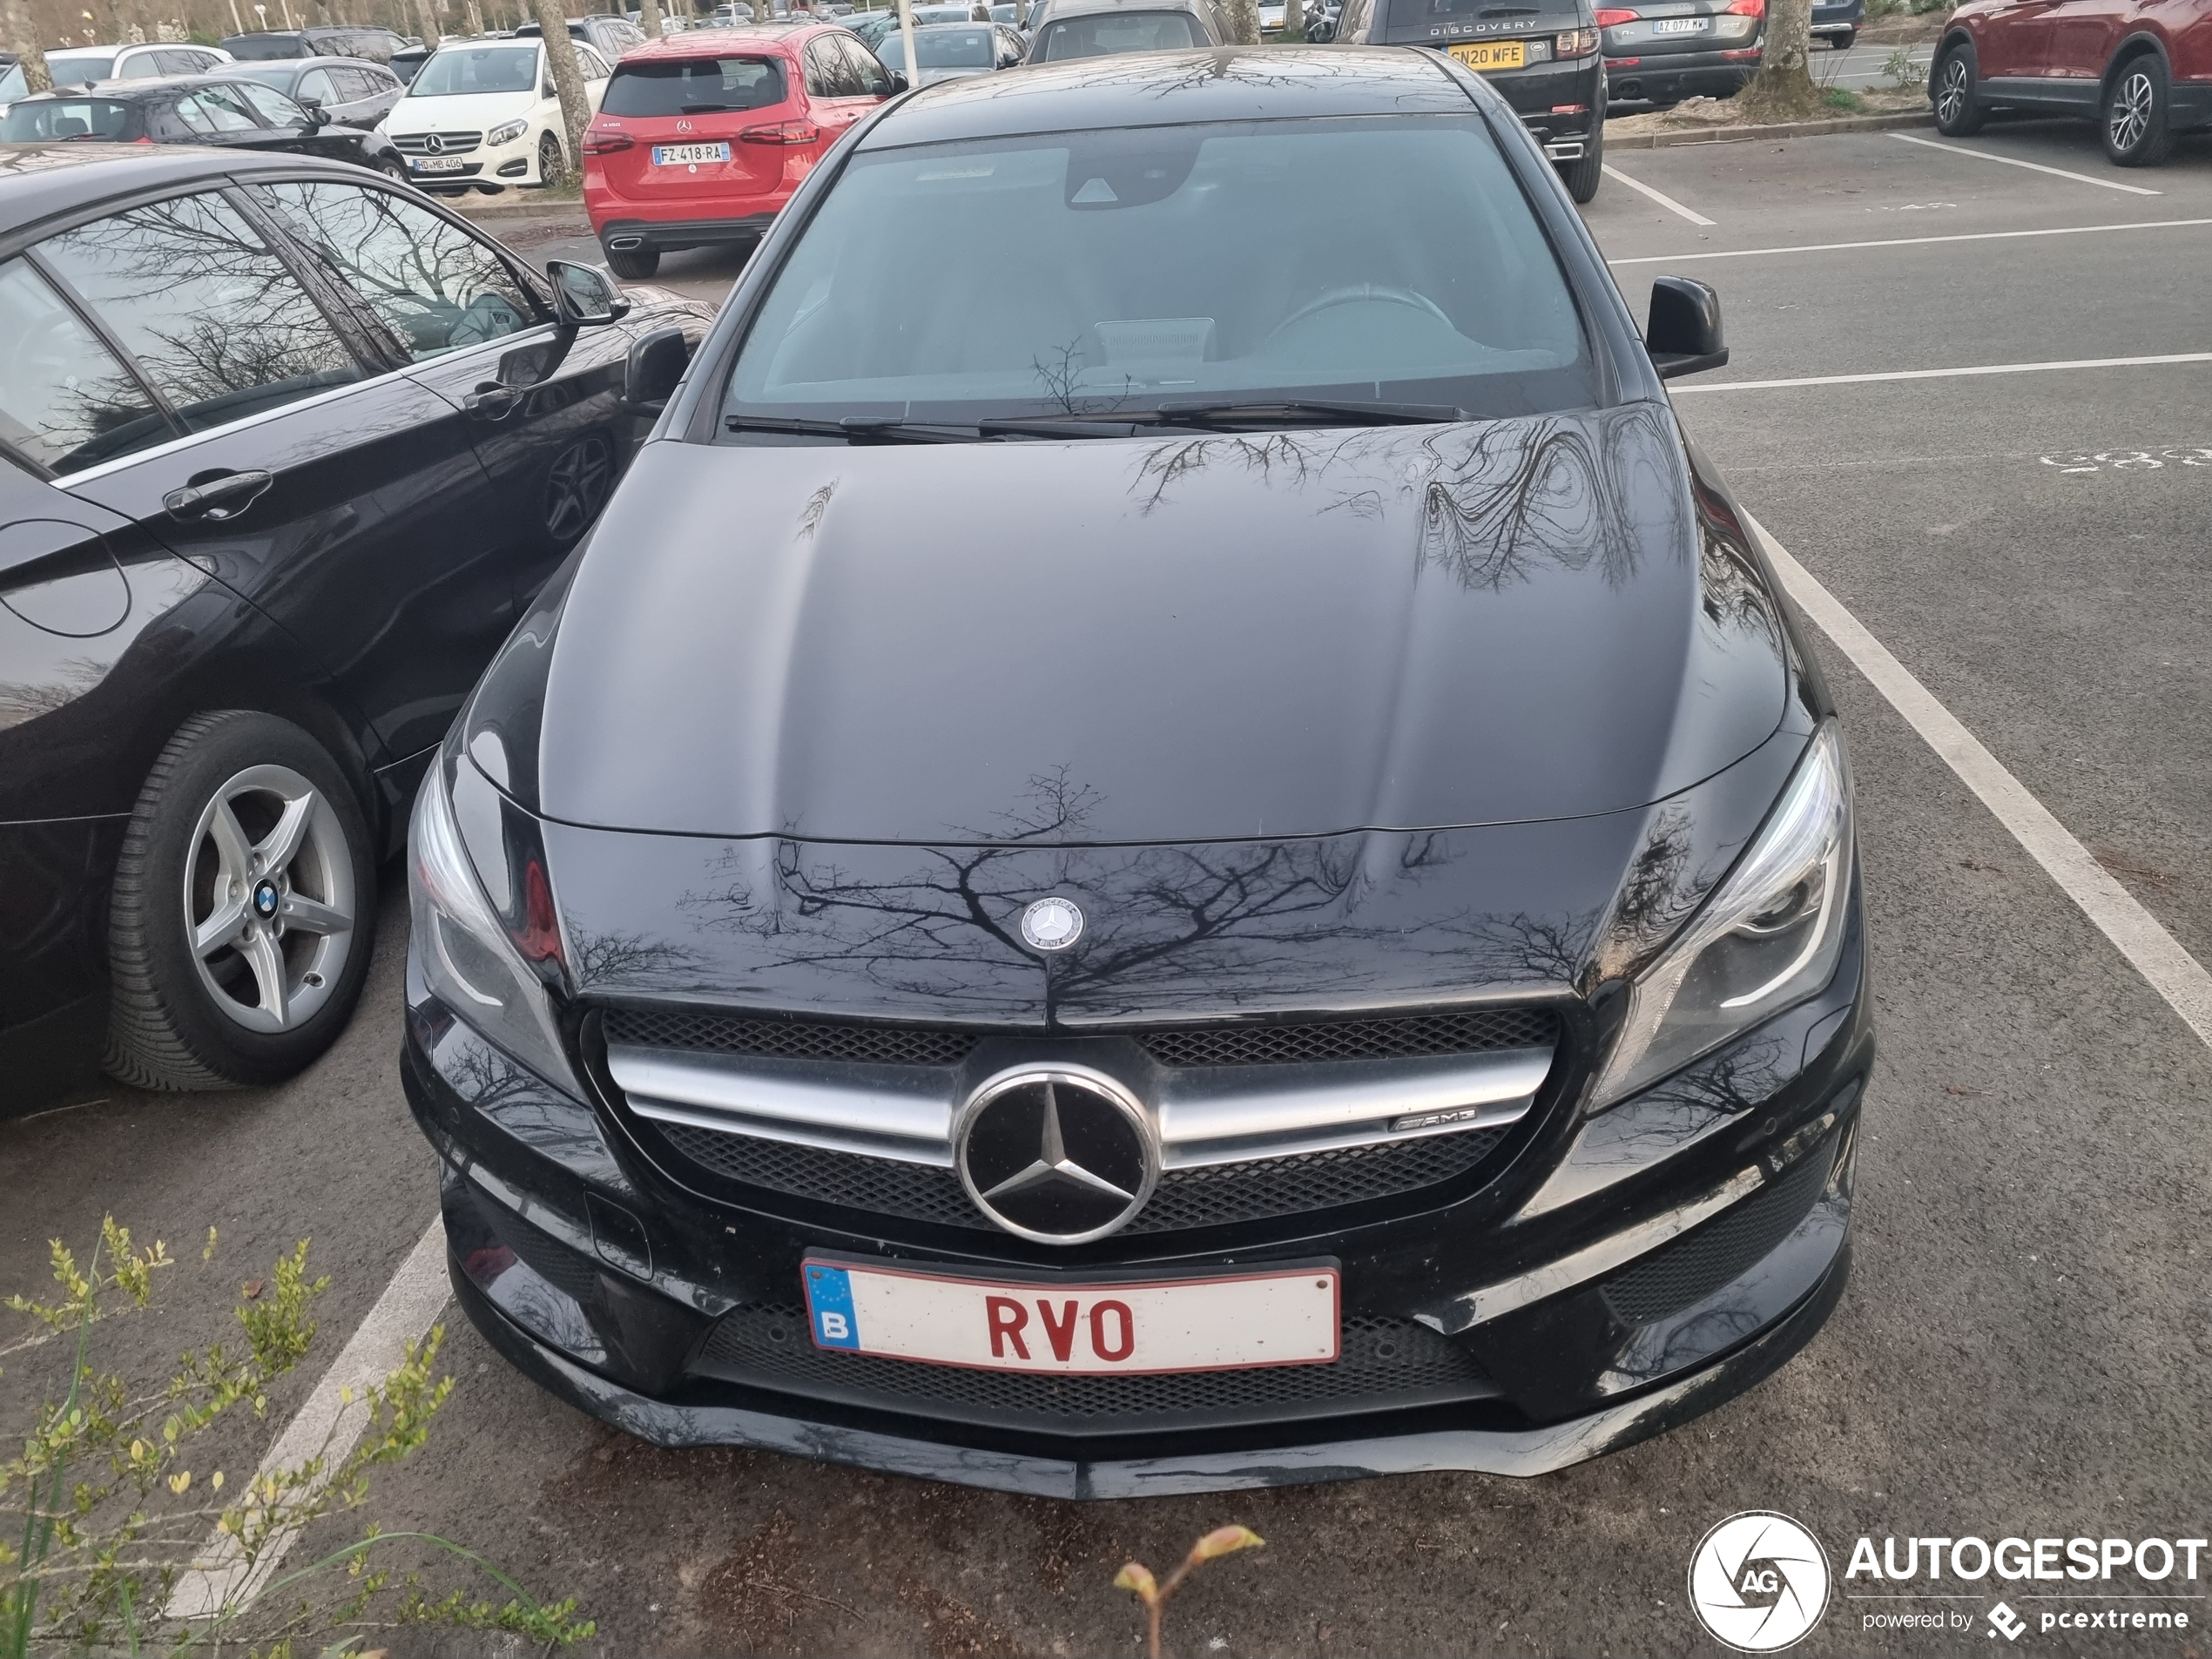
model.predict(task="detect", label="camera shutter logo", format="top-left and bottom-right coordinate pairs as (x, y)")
top-left (1689, 1512), bottom-right (1831, 1652)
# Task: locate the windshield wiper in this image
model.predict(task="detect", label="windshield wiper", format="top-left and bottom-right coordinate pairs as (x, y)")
top-left (1151, 398), bottom-right (1468, 428)
top-left (724, 414), bottom-right (973, 443)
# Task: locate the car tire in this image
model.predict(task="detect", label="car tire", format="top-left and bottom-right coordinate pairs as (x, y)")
top-left (1932, 40), bottom-right (1985, 135)
top-left (104, 711), bottom-right (376, 1092)
top-left (2102, 53), bottom-right (2175, 166)
top-left (1831, 26), bottom-right (1856, 48)
top-left (1561, 123), bottom-right (1603, 205)
top-left (537, 129), bottom-right (566, 187)
top-left (379, 157), bottom-right (411, 185)
top-left (604, 243), bottom-right (660, 280)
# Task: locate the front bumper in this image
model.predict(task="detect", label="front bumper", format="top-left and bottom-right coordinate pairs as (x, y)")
top-left (403, 887), bottom-right (1871, 1492)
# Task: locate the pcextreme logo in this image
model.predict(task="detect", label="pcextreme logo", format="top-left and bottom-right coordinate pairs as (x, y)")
top-left (1689, 1512), bottom-right (1833, 1652)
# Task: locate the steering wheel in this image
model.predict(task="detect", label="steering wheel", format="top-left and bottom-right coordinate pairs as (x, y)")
top-left (1263, 283), bottom-right (1455, 347)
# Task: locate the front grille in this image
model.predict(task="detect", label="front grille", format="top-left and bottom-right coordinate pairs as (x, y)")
top-left (652, 1119), bottom-right (1506, 1236)
top-left (691, 1304), bottom-right (1496, 1432)
top-left (392, 130), bottom-right (482, 153)
top-left (603, 1003), bottom-right (1558, 1070)
top-left (1601, 1147), bottom-right (1835, 1326)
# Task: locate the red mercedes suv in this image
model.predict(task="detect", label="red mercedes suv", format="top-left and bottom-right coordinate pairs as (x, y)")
top-left (582, 24), bottom-right (896, 278)
top-left (1931, 0), bottom-right (2212, 165)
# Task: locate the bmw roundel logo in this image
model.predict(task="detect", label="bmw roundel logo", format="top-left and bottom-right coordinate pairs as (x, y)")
top-left (1020, 896), bottom-right (1083, 953)
top-left (253, 880), bottom-right (280, 919)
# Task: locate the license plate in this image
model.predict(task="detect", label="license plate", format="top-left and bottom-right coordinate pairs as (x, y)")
top-left (1652, 16), bottom-right (1709, 30)
top-left (801, 1256), bottom-right (1339, 1375)
top-left (653, 141), bottom-right (731, 165)
top-left (410, 155), bottom-right (467, 172)
top-left (1449, 39), bottom-right (1527, 70)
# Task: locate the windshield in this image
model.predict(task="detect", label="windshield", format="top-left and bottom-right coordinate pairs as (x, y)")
top-left (1036, 10), bottom-right (1203, 56)
top-left (2, 51), bottom-right (118, 98)
top-left (723, 117), bottom-right (1592, 430)
top-left (880, 26), bottom-right (994, 69)
top-left (601, 55), bottom-right (785, 114)
top-left (407, 44), bottom-right (538, 96)
top-left (1, 96), bottom-right (134, 140)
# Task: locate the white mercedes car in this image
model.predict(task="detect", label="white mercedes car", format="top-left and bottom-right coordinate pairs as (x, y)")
top-left (381, 36), bottom-right (610, 194)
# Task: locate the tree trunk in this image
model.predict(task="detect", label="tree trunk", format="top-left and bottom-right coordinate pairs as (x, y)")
top-left (1743, 0), bottom-right (1818, 116)
top-left (637, 0), bottom-right (659, 35)
top-left (1282, 0), bottom-right (1301, 37)
top-left (3, 0), bottom-right (52, 86)
top-left (1223, 0), bottom-right (1257, 42)
top-left (412, 0), bottom-right (438, 44)
top-left (534, 0), bottom-right (589, 185)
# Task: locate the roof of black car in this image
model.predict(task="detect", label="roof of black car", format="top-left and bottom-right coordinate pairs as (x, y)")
top-left (9, 71), bottom-right (261, 103)
top-left (859, 44), bottom-right (1471, 146)
top-left (231, 53), bottom-right (395, 73)
top-left (0, 145), bottom-right (367, 236)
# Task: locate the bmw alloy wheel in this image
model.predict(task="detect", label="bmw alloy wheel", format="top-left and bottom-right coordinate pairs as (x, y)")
top-left (184, 764), bottom-right (356, 1034)
top-left (2109, 69), bottom-right (2153, 151)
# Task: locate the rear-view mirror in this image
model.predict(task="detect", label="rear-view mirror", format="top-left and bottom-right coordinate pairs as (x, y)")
top-left (546, 258), bottom-right (626, 327)
top-left (886, 66), bottom-right (910, 91)
top-left (624, 325), bottom-right (691, 408)
top-left (1646, 274), bottom-right (1728, 379)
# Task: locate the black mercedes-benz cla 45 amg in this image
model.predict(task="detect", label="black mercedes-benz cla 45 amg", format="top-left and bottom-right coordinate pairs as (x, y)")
top-left (402, 47), bottom-right (1871, 1496)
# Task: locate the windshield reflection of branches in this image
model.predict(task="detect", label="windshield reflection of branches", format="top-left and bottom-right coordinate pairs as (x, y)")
top-left (41, 194), bottom-right (357, 415)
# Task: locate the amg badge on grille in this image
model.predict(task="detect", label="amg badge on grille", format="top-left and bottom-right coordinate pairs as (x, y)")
top-left (954, 1065), bottom-right (1157, 1244)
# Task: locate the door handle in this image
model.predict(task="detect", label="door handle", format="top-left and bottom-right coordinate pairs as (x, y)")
top-left (463, 381), bottom-right (521, 419)
top-left (163, 469), bottom-right (273, 523)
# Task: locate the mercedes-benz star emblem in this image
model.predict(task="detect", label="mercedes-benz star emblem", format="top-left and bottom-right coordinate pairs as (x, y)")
top-left (422, 132), bottom-right (445, 153)
top-left (1020, 896), bottom-right (1083, 953)
top-left (954, 1065), bottom-right (1157, 1243)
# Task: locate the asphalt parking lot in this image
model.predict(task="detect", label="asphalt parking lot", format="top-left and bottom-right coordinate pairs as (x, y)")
top-left (6, 115), bottom-right (2210, 1657)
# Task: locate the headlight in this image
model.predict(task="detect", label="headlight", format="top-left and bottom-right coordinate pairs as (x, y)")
top-left (487, 117), bottom-right (529, 146)
top-left (409, 755), bottom-right (582, 1096)
top-left (1589, 723), bottom-right (1853, 1111)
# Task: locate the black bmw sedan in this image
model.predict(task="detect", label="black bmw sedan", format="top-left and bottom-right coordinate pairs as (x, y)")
top-left (0, 146), bottom-right (708, 1103)
top-left (405, 47), bottom-right (1870, 1494)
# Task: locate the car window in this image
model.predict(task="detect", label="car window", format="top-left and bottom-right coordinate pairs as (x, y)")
top-left (0, 257), bottom-right (174, 475)
top-left (255, 180), bottom-right (540, 361)
top-left (408, 44), bottom-right (540, 95)
top-left (36, 192), bottom-right (366, 438)
top-left (1036, 9), bottom-right (1203, 56)
top-left (0, 97), bottom-right (134, 141)
top-left (601, 55), bottom-right (787, 115)
top-left (840, 34), bottom-right (890, 93)
top-left (114, 50), bottom-right (162, 77)
top-left (724, 116), bottom-right (1594, 427)
top-left (236, 80), bottom-right (311, 124)
top-left (178, 85), bottom-right (264, 130)
top-left (150, 48), bottom-right (199, 73)
top-left (296, 68), bottom-right (336, 103)
top-left (807, 37), bottom-right (854, 93)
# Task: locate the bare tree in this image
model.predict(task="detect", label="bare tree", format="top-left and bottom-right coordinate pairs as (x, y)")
top-left (4, 0), bottom-right (53, 87)
top-left (1743, 0), bottom-right (1817, 117)
top-left (636, 0), bottom-right (660, 37)
top-left (1282, 0), bottom-right (1303, 39)
top-left (1222, 0), bottom-right (1257, 42)
top-left (412, 0), bottom-right (439, 44)
top-left (532, 0), bottom-right (589, 184)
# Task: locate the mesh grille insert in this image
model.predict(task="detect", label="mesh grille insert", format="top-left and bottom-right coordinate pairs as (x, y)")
top-left (603, 1004), bottom-right (1559, 1069)
top-left (651, 1120), bottom-right (1506, 1235)
top-left (1601, 1146), bottom-right (1836, 1326)
top-left (693, 1305), bottom-right (1495, 1430)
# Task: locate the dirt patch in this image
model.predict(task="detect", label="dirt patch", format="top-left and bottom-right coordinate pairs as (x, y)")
top-left (1609, 81), bottom-right (1926, 136)
top-left (1858, 9), bottom-right (1952, 43)
top-left (699, 1508), bottom-right (867, 1656)
top-left (896, 1574), bottom-right (1028, 1659)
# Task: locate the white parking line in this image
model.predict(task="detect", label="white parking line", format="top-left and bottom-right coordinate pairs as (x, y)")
top-left (1608, 216), bottom-right (2212, 266)
top-left (168, 1217), bottom-right (451, 1621)
top-left (1602, 163), bottom-right (1718, 227)
top-left (1891, 132), bottom-right (2163, 196)
top-left (1670, 349), bottom-right (2212, 394)
top-left (1747, 511), bottom-right (2212, 1053)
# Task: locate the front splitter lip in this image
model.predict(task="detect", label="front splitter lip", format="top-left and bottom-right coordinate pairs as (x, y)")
top-left (449, 1236), bottom-right (1849, 1499)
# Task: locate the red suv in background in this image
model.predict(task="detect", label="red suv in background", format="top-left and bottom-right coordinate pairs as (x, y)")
top-left (583, 24), bottom-right (896, 278)
top-left (1932, 0), bottom-right (2212, 165)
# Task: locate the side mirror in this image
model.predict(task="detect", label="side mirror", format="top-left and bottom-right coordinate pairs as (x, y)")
top-left (885, 66), bottom-right (909, 91)
top-left (546, 258), bottom-right (627, 327)
top-left (624, 324), bottom-right (691, 408)
top-left (303, 100), bottom-right (330, 126)
top-left (1646, 274), bottom-right (1727, 379)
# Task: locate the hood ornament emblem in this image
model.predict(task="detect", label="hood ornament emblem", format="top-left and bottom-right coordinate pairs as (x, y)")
top-left (954, 1066), bottom-right (1157, 1243)
top-left (1020, 896), bottom-right (1083, 954)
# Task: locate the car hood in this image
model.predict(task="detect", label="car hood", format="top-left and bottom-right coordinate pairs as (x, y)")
top-left (536, 402), bottom-right (1789, 844)
top-left (384, 88), bottom-right (534, 129)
